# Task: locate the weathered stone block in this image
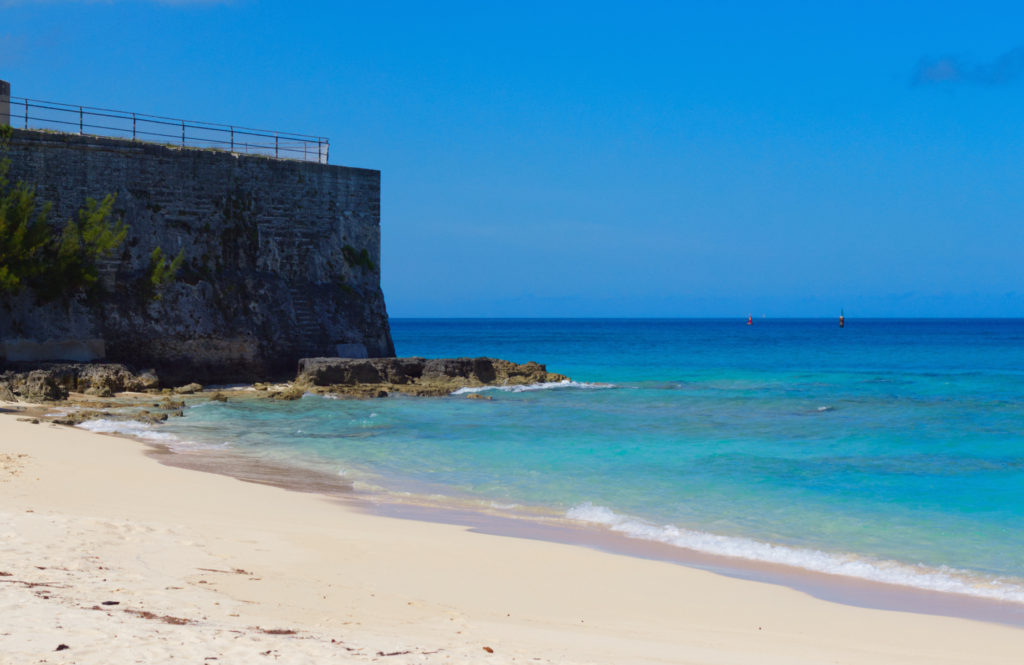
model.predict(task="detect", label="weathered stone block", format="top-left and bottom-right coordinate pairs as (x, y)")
top-left (0, 80), bottom-right (9, 127)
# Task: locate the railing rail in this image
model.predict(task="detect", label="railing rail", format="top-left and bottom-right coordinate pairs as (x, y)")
top-left (8, 96), bottom-right (329, 164)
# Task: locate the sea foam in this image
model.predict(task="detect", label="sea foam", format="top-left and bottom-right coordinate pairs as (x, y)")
top-left (76, 419), bottom-right (179, 443)
top-left (451, 380), bottom-right (614, 395)
top-left (566, 502), bottom-right (1024, 604)
top-left (75, 418), bottom-right (229, 452)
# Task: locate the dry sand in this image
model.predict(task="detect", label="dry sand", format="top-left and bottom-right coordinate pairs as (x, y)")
top-left (1, 410), bottom-right (1021, 664)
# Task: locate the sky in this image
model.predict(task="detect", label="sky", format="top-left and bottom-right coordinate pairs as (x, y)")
top-left (2, 0), bottom-right (1023, 317)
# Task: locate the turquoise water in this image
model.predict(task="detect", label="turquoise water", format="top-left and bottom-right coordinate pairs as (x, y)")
top-left (149, 319), bottom-right (1024, 602)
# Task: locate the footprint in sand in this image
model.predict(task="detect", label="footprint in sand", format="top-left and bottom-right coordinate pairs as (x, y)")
top-left (0, 453), bottom-right (30, 481)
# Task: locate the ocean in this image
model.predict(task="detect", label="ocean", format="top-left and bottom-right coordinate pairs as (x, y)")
top-left (95, 318), bottom-right (1024, 608)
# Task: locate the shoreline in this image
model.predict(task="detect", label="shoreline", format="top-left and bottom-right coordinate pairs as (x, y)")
top-left (3, 408), bottom-right (1024, 663)
top-left (158, 434), bottom-right (1024, 628)
top-left (11, 392), bottom-right (1024, 628)
top-left (364, 501), bottom-right (1024, 629)
top-left (140, 392), bottom-right (1024, 626)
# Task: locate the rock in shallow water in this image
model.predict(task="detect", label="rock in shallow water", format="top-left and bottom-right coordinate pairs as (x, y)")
top-left (295, 357), bottom-right (568, 397)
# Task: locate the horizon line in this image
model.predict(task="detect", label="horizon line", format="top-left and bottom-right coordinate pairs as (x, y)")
top-left (387, 315), bottom-right (1024, 321)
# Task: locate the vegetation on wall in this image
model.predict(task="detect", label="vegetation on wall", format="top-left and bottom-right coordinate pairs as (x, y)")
top-left (0, 125), bottom-right (129, 301)
top-left (342, 244), bottom-right (376, 272)
top-left (145, 245), bottom-right (185, 301)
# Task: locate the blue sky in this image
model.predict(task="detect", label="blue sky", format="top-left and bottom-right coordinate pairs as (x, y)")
top-left (2, 1), bottom-right (1023, 317)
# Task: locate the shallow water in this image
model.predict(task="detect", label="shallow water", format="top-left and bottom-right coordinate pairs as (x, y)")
top-left (142, 318), bottom-right (1024, 603)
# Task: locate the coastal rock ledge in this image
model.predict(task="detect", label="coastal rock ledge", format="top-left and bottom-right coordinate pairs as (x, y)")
top-left (0, 363), bottom-right (159, 402)
top-left (296, 357), bottom-right (569, 397)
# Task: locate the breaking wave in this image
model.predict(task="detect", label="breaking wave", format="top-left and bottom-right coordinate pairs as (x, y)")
top-left (76, 419), bottom-right (180, 443)
top-left (451, 380), bottom-right (614, 395)
top-left (75, 418), bottom-right (231, 452)
top-left (566, 502), bottom-right (1024, 604)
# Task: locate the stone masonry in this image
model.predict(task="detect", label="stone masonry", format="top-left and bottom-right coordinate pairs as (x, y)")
top-left (0, 128), bottom-right (394, 384)
top-left (0, 80), bottom-right (9, 127)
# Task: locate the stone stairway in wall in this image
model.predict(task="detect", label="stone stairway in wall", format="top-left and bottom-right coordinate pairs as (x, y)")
top-left (288, 285), bottom-right (324, 354)
top-left (258, 226), bottom-right (327, 274)
top-left (96, 258), bottom-right (120, 291)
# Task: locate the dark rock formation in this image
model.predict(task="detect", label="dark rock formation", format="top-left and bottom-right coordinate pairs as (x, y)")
top-left (0, 357), bottom-right (571, 403)
top-left (0, 363), bottom-right (159, 402)
top-left (296, 357), bottom-right (569, 397)
top-left (75, 364), bottom-right (160, 396)
top-left (20, 370), bottom-right (69, 402)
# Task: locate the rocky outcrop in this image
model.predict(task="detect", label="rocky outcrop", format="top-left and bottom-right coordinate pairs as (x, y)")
top-left (296, 357), bottom-right (569, 397)
top-left (0, 357), bottom-right (570, 403)
top-left (0, 363), bottom-right (160, 402)
top-left (74, 364), bottom-right (160, 396)
top-left (7, 370), bottom-right (68, 402)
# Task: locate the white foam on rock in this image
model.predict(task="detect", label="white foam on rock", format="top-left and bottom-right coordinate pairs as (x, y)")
top-left (451, 380), bottom-right (614, 395)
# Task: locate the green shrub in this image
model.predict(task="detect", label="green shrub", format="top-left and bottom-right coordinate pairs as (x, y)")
top-left (342, 244), bottom-right (376, 272)
top-left (0, 180), bottom-right (51, 294)
top-left (146, 246), bottom-right (185, 300)
top-left (37, 194), bottom-right (127, 300)
top-left (0, 129), bottom-right (127, 301)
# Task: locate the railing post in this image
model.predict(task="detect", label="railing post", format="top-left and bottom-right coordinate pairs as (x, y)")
top-left (230, 126), bottom-right (234, 152)
top-left (0, 80), bottom-right (9, 128)
top-left (275, 132), bottom-right (279, 158)
top-left (132, 112), bottom-right (136, 140)
top-left (24, 98), bottom-right (28, 129)
top-left (181, 119), bottom-right (185, 146)
top-left (79, 106), bottom-right (83, 135)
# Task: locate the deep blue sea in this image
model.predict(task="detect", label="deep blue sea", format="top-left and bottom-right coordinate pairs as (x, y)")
top-left (100, 319), bottom-right (1024, 603)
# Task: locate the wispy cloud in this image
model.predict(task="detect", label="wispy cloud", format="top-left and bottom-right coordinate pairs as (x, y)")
top-left (0, 33), bottom-right (27, 66)
top-left (911, 46), bottom-right (1024, 87)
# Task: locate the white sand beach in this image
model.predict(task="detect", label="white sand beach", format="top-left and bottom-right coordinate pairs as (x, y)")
top-left (1, 410), bottom-right (1021, 664)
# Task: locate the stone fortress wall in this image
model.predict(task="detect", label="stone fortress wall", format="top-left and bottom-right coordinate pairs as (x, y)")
top-left (0, 85), bottom-right (394, 383)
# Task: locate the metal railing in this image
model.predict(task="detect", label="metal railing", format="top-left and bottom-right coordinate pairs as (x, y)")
top-left (8, 96), bottom-right (329, 164)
